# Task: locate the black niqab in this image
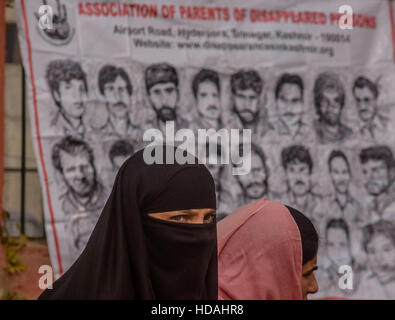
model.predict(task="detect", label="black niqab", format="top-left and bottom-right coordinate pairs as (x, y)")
top-left (39, 145), bottom-right (217, 299)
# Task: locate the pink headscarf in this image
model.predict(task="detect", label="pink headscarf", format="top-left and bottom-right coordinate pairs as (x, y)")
top-left (218, 198), bottom-right (303, 300)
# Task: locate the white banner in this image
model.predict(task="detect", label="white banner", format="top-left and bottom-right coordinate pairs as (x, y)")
top-left (15, 0), bottom-right (395, 299)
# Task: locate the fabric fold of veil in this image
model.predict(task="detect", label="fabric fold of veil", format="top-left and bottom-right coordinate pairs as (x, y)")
top-left (217, 198), bottom-right (303, 300)
top-left (39, 145), bottom-right (217, 300)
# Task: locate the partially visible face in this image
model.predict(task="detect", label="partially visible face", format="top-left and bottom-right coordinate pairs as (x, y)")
top-left (103, 76), bottom-right (131, 118)
top-left (196, 81), bottom-right (221, 120)
top-left (354, 86), bottom-right (377, 122)
top-left (233, 88), bottom-right (260, 124)
top-left (366, 234), bottom-right (395, 284)
top-left (285, 160), bottom-right (311, 196)
top-left (149, 208), bottom-right (216, 224)
top-left (276, 83), bottom-right (304, 126)
top-left (361, 159), bottom-right (390, 196)
top-left (57, 79), bottom-right (87, 119)
top-left (148, 82), bottom-right (179, 121)
top-left (60, 151), bottom-right (95, 197)
top-left (301, 255), bottom-right (319, 300)
top-left (71, 216), bottom-right (96, 250)
top-left (327, 228), bottom-right (352, 267)
top-left (112, 154), bottom-right (130, 171)
top-left (206, 163), bottom-right (221, 187)
top-left (236, 152), bottom-right (267, 199)
top-left (318, 88), bottom-right (343, 126)
top-left (329, 157), bottom-right (351, 194)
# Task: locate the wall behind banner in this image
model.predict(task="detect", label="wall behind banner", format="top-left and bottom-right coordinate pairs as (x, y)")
top-left (5, 0), bottom-right (395, 299)
top-left (1, 3), bottom-right (50, 300)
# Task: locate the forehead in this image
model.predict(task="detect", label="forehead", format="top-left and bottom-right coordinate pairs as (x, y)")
top-left (150, 82), bottom-right (176, 92)
top-left (235, 88), bottom-right (258, 96)
top-left (327, 227), bottom-right (348, 239)
top-left (354, 86), bottom-right (375, 98)
top-left (362, 159), bottom-right (387, 169)
top-left (287, 159), bottom-right (308, 169)
top-left (104, 75), bottom-right (127, 87)
top-left (368, 233), bottom-right (394, 247)
top-left (59, 150), bottom-right (90, 164)
top-left (198, 80), bottom-right (218, 93)
top-left (59, 79), bottom-right (85, 87)
top-left (322, 88), bottom-right (341, 99)
top-left (330, 156), bottom-right (348, 169)
top-left (278, 83), bottom-right (302, 97)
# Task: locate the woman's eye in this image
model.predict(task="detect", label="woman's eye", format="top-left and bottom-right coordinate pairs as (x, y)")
top-left (204, 213), bottom-right (215, 223)
top-left (170, 215), bottom-right (187, 222)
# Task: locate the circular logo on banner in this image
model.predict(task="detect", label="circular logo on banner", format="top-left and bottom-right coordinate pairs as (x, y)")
top-left (35, 0), bottom-right (75, 46)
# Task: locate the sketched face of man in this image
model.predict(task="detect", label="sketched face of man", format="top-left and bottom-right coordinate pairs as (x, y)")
top-left (330, 157), bottom-right (351, 195)
top-left (367, 234), bottom-right (395, 284)
top-left (327, 227), bottom-right (352, 267)
top-left (56, 79), bottom-right (87, 119)
top-left (148, 82), bottom-right (179, 121)
top-left (319, 88), bottom-right (343, 126)
top-left (237, 152), bottom-right (267, 199)
top-left (354, 86), bottom-right (377, 122)
top-left (233, 88), bottom-right (260, 125)
top-left (72, 215), bottom-right (96, 250)
top-left (362, 159), bottom-right (390, 196)
top-left (60, 150), bottom-right (95, 197)
top-left (196, 80), bottom-right (221, 120)
top-left (276, 83), bottom-right (304, 126)
top-left (286, 159), bottom-right (311, 196)
top-left (103, 76), bottom-right (131, 119)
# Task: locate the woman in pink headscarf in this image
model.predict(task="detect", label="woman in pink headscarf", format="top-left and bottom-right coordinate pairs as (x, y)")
top-left (218, 198), bottom-right (319, 300)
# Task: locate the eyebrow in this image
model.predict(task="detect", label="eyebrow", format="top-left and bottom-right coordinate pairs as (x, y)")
top-left (180, 209), bottom-right (215, 214)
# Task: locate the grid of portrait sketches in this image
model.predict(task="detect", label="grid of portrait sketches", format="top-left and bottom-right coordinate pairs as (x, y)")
top-left (14, 0), bottom-right (395, 299)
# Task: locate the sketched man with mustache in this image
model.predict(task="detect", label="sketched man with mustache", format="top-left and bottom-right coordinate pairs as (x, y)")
top-left (97, 65), bottom-right (138, 137)
top-left (353, 76), bottom-right (388, 140)
top-left (227, 69), bottom-right (273, 141)
top-left (281, 145), bottom-right (322, 225)
top-left (145, 63), bottom-right (189, 134)
top-left (313, 72), bottom-right (352, 144)
top-left (360, 145), bottom-right (395, 224)
top-left (52, 136), bottom-right (107, 264)
top-left (234, 143), bottom-right (279, 207)
top-left (190, 69), bottom-right (223, 132)
top-left (317, 150), bottom-right (363, 226)
top-left (272, 73), bottom-right (309, 141)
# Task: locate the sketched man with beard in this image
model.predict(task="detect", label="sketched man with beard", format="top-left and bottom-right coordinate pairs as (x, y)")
top-left (198, 141), bottom-right (235, 222)
top-left (52, 136), bottom-right (106, 264)
top-left (313, 72), bottom-right (352, 144)
top-left (227, 70), bottom-right (272, 142)
top-left (234, 144), bottom-right (278, 207)
top-left (145, 63), bottom-right (189, 134)
top-left (52, 136), bottom-right (106, 217)
top-left (359, 145), bottom-right (395, 224)
top-left (96, 65), bottom-right (139, 138)
top-left (281, 145), bottom-right (322, 225)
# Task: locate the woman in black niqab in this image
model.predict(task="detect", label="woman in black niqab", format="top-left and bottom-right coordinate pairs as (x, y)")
top-left (39, 145), bottom-right (218, 299)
